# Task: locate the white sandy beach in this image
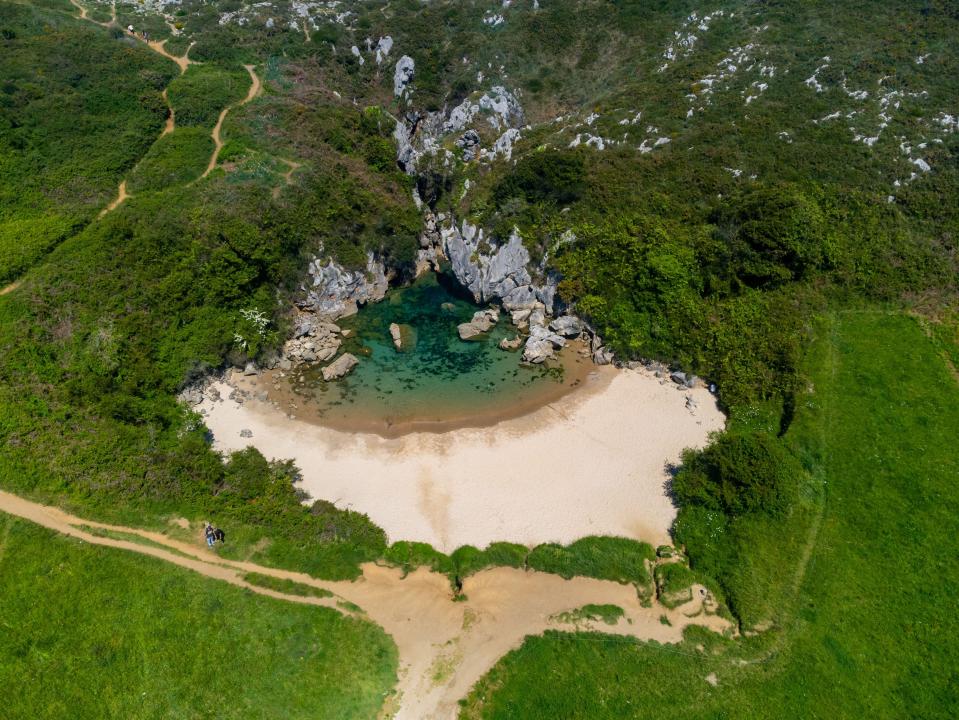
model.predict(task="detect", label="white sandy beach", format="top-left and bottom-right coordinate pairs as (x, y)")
top-left (198, 366), bottom-right (725, 552)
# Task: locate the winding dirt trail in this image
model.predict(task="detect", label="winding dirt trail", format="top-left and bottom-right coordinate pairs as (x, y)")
top-left (273, 157), bottom-right (303, 198)
top-left (0, 489), bottom-right (732, 718)
top-left (69, 0), bottom-right (193, 218)
top-left (160, 88), bottom-right (175, 137)
top-left (0, 280), bottom-right (21, 296)
top-left (201, 64), bottom-right (261, 179)
top-left (98, 179), bottom-right (129, 217)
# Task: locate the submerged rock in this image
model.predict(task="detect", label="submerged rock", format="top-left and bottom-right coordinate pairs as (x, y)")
top-left (322, 353), bottom-right (359, 381)
top-left (389, 322), bottom-right (403, 350)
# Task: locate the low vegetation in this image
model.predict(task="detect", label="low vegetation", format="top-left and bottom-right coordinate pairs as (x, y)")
top-left (242, 572), bottom-right (333, 599)
top-left (0, 516), bottom-right (397, 718)
top-left (461, 313), bottom-right (959, 718)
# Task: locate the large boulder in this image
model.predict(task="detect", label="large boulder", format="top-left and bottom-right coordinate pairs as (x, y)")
top-left (394, 55), bottom-right (415, 96)
top-left (498, 335), bottom-right (523, 351)
top-left (282, 316), bottom-right (342, 367)
top-left (522, 324), bottom-right (566, 363)
top-left (322, 353), bottom-right (359, 381)
top-left (458, 308), bottom-right (499, 340)
top-left (389, 322), bottom-right (403, 350)
top-left (550, 315), bottom-right (584, 338)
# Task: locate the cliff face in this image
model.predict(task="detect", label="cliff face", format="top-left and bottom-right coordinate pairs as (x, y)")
top-left (299, 251), bottom-right (390, 319)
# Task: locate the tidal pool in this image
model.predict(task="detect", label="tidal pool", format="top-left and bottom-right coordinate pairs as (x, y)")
top-left (270, 272), bottom-right (594, 436)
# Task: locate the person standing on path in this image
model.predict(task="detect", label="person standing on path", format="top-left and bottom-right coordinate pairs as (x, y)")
top-left (204, 523), bottom-right (216, 548)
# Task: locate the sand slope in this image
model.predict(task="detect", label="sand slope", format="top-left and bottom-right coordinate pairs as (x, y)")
top-left (199, 366), bottom-right (725, 552)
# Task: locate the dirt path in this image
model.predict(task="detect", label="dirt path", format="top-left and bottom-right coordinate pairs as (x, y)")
top-left (201, 64), bottom-right (261, 179)
top-left (69, 0), bottom-right (194, 218)
top-left (0, 489), bottom-right (732, 718)
top-left (0, 280), bottom-right (21, 296)
top-left (98, 179), bottom-right (129, 217)
top-left (160, 88), bottom-right (175, 137)
top-left (273, 157), bottom-right (302, 198)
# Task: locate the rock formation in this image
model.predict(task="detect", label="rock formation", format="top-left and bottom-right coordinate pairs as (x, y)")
top-left (299, 251), bottom-right (390, 319)
top-left (389, 322), bottom-right (403, 350)
top-left (498, 335), bottom-right (523, 351)
top-left (457, 308), bottom-right (499, 339)
top-left (282, 315), bottom-right (342, 368)
top-left (322, 353), bottom-right (359, 381)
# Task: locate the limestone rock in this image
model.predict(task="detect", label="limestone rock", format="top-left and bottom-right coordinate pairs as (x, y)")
top-left (389, 322), bottom-right (403, 350)
top-left (549, 315), bottom-right (584, 338)
top-left (498, 335), bottom-right (523, 351)
top-left (322, 353), bottom-right (359, 381)
top-left (458, 308), bottom-right (499, 340)
top-left (443, 223), bottom-right (532, 304)
top-left (592, 346), bottom-right (614, 365)
top-left (522, 324), bottom-right (566, 363)
top-left (283, 315), bottom-right (343, 368)
top-left (394, 55), bottom-right (415, 96)
top-left (300, 252), bottom-right (389, 320)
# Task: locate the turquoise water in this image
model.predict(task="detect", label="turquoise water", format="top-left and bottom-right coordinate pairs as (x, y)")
top-left (285, 273), bottom-right (590, 434)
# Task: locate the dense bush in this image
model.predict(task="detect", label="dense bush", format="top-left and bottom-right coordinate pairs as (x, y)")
top-left (707, 185), bottom-right (831, 291)
top-left (493, 150), bottom-right (586, 207)
top-left (671, 432), bottom-right (802, 518)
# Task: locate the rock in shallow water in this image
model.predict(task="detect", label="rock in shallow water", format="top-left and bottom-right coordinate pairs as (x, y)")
top-left (498, 335), bottom-right (523, 351)
top-left (457, 308), bottom-right (499, 340)
top-left (322, 353), bottom-right (359, 381)
top-left (389, 322), bottom-right (403, 350)
top-left (522, 324), bottom-right (566, 363)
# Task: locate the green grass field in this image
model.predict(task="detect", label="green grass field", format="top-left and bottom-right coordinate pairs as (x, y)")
top-left (461, 312), bottom-right (959, 718)
top-left (0, 516), bottom-right (397, 719)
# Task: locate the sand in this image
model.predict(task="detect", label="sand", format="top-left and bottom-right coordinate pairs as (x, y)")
top-left (198, 365), bottom-right (725, 552)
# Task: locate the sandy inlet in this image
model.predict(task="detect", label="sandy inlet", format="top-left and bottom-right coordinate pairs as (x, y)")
top-left (198, 365), bottom-right (725, 552)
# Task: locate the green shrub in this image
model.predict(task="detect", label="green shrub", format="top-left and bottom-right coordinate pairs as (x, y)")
top-left (655, 562), bottom-right (697, 608)
top-left (383, 541), bottom-right (454, 576)
top-left (527, 536), bottom-right (655, 585)
top-left (127, 128), bottom-right (213, 192)
top-left (493, 149), bottom-right (586, 207)
top-left (167, 65), bottom-right (251, 129)
top-left (451, 542), bottom-right (529, 578)
top-left (671, 432), bottom-right (803, 518)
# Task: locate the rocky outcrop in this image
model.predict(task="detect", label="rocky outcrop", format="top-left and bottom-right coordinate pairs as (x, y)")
top-left (498, 335), bottom-right (523, 351)
top-left (457, 308), bottom-right (499, 340)
top-left (455, 130), bottom-right (481, 162)
top-left (282, 315), bottom-right (342, 368)
top-left (549, 315), bottom-right (584, 338)
top-left (300, 251), bottom-right (390, 320)
top-left (394, 55), bottom-right (415, 97)
top-left (443, 86), bottom-right (524, 134)
top-left (389, 322), bottom-right (403, 350)
top-left (522, 322), bottom-right (566, 363)
top-left (443, 224), bottom-right (533, 304)
top-left (322, 353), bottom-right (359, 381)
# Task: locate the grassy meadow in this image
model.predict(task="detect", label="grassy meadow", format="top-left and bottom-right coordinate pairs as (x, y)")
top-left (0, 515), bottom-right (397, 719)
top-left (461, 312), bottom-right (959, 718)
